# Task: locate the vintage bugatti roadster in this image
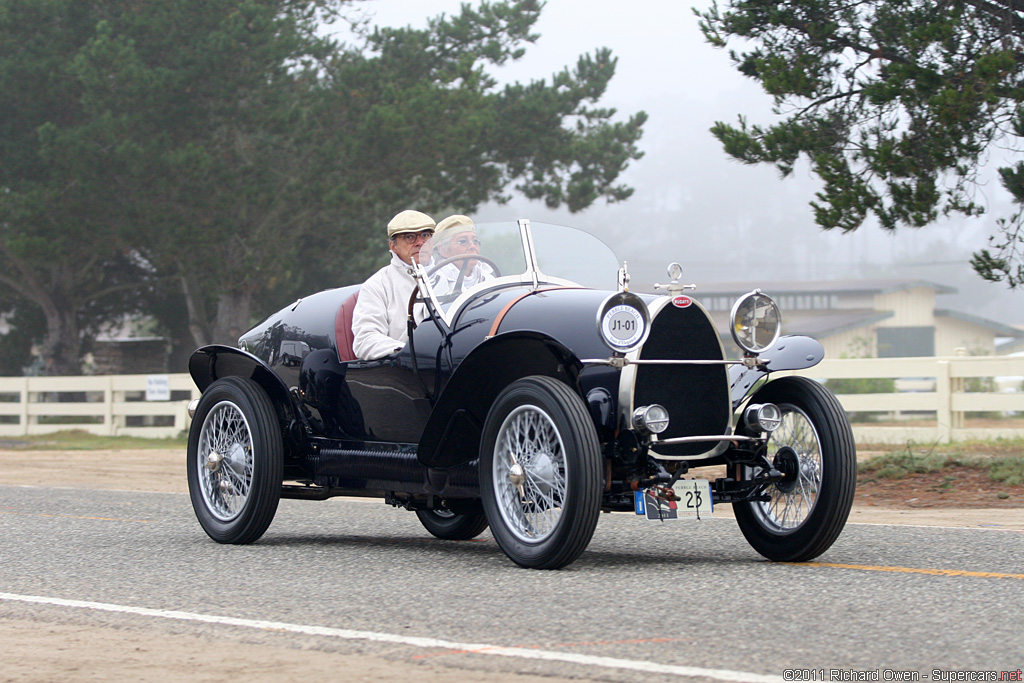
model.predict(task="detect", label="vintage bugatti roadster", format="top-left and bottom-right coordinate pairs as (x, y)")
top-left (186, 219), bottom-right (856, 569)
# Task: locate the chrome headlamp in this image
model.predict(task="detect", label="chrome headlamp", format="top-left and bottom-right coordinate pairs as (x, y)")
top-left (596, 291), bottom-right (651, 353)
top-left (744, 403), bottom-right (782, 433)
top-left (632, 404), bottom-right (670, 434)
top-left (730, 290), bottom-right (781, 354)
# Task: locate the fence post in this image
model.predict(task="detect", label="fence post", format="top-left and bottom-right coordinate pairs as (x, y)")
top-left (18, 377), bottom-right (29, 437)
top-left (935, 360), bottom-right (952, 443)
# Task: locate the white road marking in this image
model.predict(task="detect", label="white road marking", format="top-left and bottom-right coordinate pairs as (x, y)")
top-left (0, 592), bottom-right (783, 682)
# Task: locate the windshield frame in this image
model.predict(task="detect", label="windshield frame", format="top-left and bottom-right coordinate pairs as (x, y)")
top-left (414, 218), bottom-right (619, 328)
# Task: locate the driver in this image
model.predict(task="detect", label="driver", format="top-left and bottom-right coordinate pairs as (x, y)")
top-left (351, 209), bottom-right (435, 360)
top-left (428, 214), bottom-right (495, 295)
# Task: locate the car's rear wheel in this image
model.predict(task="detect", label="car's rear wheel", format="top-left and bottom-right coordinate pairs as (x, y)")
top-left (187, 377), bottom-right (282, 544)
top-left (733, 376), bottom-right (856, 561)
top-left (415, 508), bottom-right (489, 540)
top-left (480, 376), bottom-right (602, 569)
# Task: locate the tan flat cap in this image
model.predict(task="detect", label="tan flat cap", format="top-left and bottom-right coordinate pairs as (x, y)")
top-left (387, 210), bottom-right (435, 238)
top-left (433, 214), bottom-right (475, 246)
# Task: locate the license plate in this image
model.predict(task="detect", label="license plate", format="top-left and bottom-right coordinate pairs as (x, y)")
top-left (634, 479), bottom-right (713, 521)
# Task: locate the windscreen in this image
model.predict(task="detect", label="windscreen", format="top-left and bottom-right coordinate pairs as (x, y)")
top-left (418, 220), bottom-right (620, 313)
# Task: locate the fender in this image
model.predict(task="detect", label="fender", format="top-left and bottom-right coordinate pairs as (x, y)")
top-left (417, 331), bottom-right (583, 468)
top-left (728, 335), bottom-right (824, 409)
top-left (188, 345), bottom-right (294, 419)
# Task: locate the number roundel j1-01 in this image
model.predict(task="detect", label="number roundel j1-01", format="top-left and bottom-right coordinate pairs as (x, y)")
top-left (597, 291), bottom-right (651, 353)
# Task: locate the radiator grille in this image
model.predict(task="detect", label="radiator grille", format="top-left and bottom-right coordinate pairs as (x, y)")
top-left (633, 302), bottom-right (731, 457)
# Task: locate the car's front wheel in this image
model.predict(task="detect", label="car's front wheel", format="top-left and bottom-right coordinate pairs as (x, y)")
top-left (480, 376), bottom-right (602, 569)
top-left (733, 376), bottom-right (856, 561)
top-left (187, 377), bottom-right (283, 544)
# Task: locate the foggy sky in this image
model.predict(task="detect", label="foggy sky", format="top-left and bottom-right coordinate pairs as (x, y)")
top-left (351, 0), bottom-right (1024, 325)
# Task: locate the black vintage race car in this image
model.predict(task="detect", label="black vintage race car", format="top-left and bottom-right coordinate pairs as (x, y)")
top-left (186, 219), bottom-right (856, 569)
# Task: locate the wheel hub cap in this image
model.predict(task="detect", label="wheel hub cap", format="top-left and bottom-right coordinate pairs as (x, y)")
top-left (509, 462), bottom-right (525, 487)
top-left (772, 446), bottom-right (800, 494)
top-left (205, 450), bottom-right (223, 471)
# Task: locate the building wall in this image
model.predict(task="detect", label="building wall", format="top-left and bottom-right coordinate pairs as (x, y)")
top-left (90, 339), bottom-right (170, 375)
top-left (873, 287), bottom-right (935, 326)
top-left (935, 318), bottom-right (997, 356)
top-left (820, 326), bottom-right (878, 360)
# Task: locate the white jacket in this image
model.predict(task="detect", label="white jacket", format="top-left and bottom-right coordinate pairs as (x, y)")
top-left (429, 261), bottom-right (495, 296)
top-left (352, 252), bottom-right (417, 360)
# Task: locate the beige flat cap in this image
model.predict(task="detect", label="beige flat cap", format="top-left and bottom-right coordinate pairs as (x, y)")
top-left (387, 210), bottom-right (435, 238)
top-left (433, 214), bottom-right (475, 246)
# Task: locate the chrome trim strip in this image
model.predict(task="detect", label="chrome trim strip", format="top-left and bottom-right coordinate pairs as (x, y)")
top-left (649, 434), bottom-right (761, 461)
top-left (583, 358), bottom-right (745, 367)
top-left (653, 434), bottom-right (758, 445)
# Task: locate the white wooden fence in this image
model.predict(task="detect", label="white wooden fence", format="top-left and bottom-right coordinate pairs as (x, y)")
top-left (0, 356), bottom-right (1021, 443)
top-left (784, 355), bottom-right (1024, 444)
top-left (0, 374), bottom-right (201, 439)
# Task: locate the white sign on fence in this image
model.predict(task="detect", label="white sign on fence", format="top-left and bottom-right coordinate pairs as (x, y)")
top-left (146, 375), bottom-right (171, 401)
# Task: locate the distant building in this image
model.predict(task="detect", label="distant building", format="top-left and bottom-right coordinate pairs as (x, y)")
top-left (89, 337), bottom-right (170, 375)
top-left (688, 279), bottom-right (1022, 359)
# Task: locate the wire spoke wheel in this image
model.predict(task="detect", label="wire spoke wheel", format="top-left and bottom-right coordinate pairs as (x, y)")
top-left (187, 377), bottom-right (282, 545)
top-left (480, 376), bottom-right (602, 569)
top-left (733, 376), bottom-right (856, 562)
top-left (493, 405), bottom-right (568, 542)
top-left (754, 405), bottom-right (823, 531)
top-left (197, 401), bottom-right (254, 522)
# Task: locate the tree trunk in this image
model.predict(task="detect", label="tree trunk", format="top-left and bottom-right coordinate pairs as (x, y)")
top-left (38, 304), bottom-right (82, 376)
top-left (179, 273), bottom-right (253, 349)
top-left (212, 290), bottom-right (252, 346)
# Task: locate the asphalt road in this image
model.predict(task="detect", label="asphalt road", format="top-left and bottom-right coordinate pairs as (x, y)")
top-left (2, 485), bottom-right (1022, 682)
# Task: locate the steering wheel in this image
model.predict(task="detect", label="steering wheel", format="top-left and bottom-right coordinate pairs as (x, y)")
top-left (426, 254), bottom-right (502, 295)
top-left (407, 254), bottom-right (502, 327)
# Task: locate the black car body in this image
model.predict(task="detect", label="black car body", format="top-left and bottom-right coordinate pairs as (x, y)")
top-left (187, 220), bottom-right (856, 568)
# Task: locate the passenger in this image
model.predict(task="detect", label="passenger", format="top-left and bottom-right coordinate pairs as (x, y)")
top-left (351, 209), bottom-right (435, 360)
top-left (428, 214), bottom-right (495, 295)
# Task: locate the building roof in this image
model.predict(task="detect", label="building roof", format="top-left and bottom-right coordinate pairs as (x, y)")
top-left (935, 309), bottom-right (1024, 338)
top-left (687, 278), bottom-right (958, 297)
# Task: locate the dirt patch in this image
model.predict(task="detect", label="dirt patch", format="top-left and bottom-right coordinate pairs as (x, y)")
top-left (0, 448), bottom-right (187, 494)
top-left (857, 465), bottom-right (1024, 509)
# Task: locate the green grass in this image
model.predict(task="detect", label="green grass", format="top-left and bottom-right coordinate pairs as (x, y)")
top-left (0, 429), bottom-right (187, 450)
top-left (987, 456), bottom-right (1024, 486)
top-left (859, 437), bottom-right (1024, 486)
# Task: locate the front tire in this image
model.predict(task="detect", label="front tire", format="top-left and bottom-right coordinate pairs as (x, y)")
top-left (480, 376), bottom-right (602, 569)
top-left (733, 376), bottom-right (856, 562)
top-left (187, 377), bottom-right (283, 544)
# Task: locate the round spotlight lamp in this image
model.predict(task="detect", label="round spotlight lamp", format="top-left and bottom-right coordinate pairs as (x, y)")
top-left (730, 290), bottom-right (781, 354)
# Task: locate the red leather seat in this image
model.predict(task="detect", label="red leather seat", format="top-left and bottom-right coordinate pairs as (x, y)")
top-left (335, 292), bottom-right (360, 362)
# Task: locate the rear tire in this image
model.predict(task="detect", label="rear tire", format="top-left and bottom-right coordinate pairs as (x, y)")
top-left (733, 376), bottom-right (856, 561)
top-left (415, 509), bottom-right (489, 540)
top-left (480, 376), bottom-right (602, 569)
top-left (187, 377), bottom-right (283, 544)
